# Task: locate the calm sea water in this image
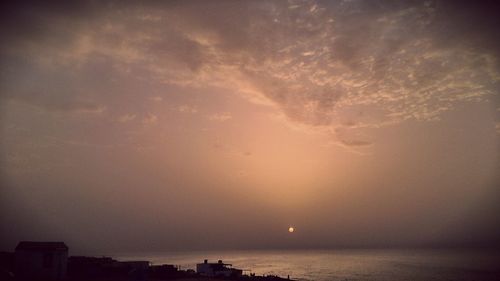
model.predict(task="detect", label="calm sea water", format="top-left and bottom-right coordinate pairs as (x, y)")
top-left (115, 249), bottom-right (500, 281)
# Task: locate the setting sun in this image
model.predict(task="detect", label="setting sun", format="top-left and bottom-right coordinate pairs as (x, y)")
top-left (1, 1), bottom-right (499, 280)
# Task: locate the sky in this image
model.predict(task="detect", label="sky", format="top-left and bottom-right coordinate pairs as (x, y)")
top-left (1, 0), bottom-right (499, 254)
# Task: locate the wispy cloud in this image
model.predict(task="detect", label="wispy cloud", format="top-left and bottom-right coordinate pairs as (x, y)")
top-left (208, 112), bottom-right (232, 122)
top-left (178, 105), bottom-right (198, 114)
top-left (142, 113), bottom-right (158, 124)
top-left (1, 0), bottom-right (498, 147)
top-left (339, 139), bottom-right (373, 147)
top-left (149, 96), bottom-right (163, 102)
top-left (117, 114), bottom-right (136, 123)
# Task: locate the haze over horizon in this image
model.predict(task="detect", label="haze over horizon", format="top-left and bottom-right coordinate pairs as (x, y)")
top-left (1, 0), bottom-right (499, 255)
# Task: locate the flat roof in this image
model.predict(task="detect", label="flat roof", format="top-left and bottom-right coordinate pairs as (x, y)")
top-left (15, 241), bottom-right (68, 251)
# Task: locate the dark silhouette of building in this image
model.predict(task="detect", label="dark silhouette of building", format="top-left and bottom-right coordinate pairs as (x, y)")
top-left (14, 241), bottom-right (68, 281)
top-left (0, 251), bottom-right (14, 280)
top-left (196, 259), bottom-right (243, 278)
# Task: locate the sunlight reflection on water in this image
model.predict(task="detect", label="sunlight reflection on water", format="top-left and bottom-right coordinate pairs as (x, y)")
top-left (115, 249), bottom-right (500, 281)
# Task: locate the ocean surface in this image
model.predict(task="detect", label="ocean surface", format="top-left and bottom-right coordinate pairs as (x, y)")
top-left (114, 249), bottom-right (500, 281)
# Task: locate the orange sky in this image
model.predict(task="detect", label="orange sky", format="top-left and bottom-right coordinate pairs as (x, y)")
top-left (1, 0), bottom-right (499, 253)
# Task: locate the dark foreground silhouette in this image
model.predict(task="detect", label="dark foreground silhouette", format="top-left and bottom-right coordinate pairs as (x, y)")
top-left (0, 241), bottom-right (293, 281)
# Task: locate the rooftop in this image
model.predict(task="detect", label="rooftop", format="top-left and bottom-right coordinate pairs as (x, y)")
top-left (15, 241), bottom-right (68, 251)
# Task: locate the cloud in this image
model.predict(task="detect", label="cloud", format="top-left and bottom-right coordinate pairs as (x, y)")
top-left (208, 112), bottom-right (232, 122)
top-left (178, 105), bottom-right (198, 114)
top-left (117, 114), bottom-right (136, 123)
top-left (339, 139), bottom-right (373, 147)
top-left (232, 2), bottom-right (498, 130)
top-left (332, 126), bottom-right (374, 152)
top-left (149, 96), bottom-right (163, 102)
top-left (114, 0), bottom-right (496, 132)
top-left (62, 101), bottom-right (106, 114)
top-left (142, 113), bottom-right (158, 124)
top-left (1, 0), bottom-right (499, 142)
top-left (3, 92), bottom-right (106, 115)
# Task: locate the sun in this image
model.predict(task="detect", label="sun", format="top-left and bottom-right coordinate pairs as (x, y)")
top-left (288, 226), bottom-right (294, 233)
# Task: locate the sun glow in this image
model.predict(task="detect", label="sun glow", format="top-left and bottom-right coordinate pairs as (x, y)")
top-left (288, 227), bottom-right (295, 233)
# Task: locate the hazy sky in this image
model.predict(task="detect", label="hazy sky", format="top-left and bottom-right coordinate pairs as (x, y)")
top-left (1, 0), bottom-right (499, 254)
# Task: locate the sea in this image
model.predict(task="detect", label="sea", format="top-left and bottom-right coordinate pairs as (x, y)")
top-left (114, 249), bottom-right (500, 281)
